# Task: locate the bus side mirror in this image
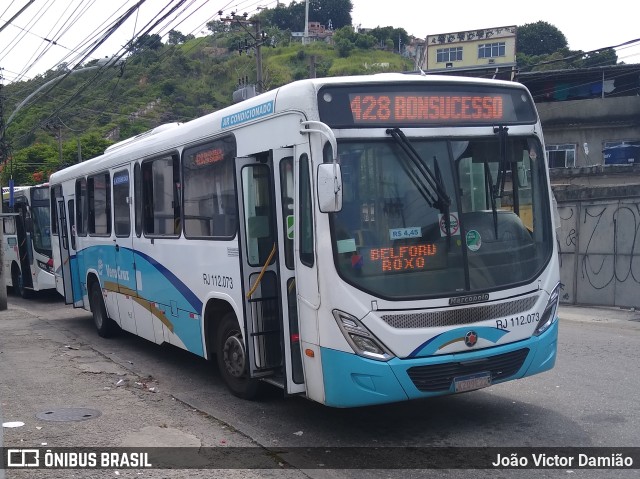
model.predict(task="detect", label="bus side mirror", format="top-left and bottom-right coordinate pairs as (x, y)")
top-left (317, 163), bottom-right (343, 213)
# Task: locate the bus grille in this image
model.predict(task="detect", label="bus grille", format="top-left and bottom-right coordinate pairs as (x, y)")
top-left (380, 296), bottom-right (538, 329)
top-left (406, 348), bottom-right (529, 392)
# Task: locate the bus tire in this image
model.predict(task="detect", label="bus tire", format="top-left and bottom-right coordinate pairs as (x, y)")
top-left (12, 266), bottom-right (31, 299)
top-left (89, 282), bottom-right (116, 338)
top-left (216, 312), bottom-right (260, 399)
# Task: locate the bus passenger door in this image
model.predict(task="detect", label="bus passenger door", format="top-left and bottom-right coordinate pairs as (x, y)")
top-left (55, 197), bottom-right (74, 305)
top-left (66, 198), bottom-right (84, 307)
top-left (12, 203), bottom-right (34, 290)
top-left (112, 168), bottom-right (139, 336)
top-left (236, 154), bottom-right (293, 389)
top-left (273, 149), bottom-right (306, 394)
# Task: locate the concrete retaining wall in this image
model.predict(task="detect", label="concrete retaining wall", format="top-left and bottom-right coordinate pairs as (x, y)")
top-left (555, 184), bottom-right (640, 308)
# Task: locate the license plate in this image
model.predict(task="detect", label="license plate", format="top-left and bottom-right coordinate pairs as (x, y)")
top-left (453, 372), bottom-right (492, 393)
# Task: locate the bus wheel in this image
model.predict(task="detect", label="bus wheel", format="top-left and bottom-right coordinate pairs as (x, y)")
top-left (216, 313), bottom-right (260, 399)
top-left (12, 267), bottom-right (31, 299)
top-left (89, 282), bottom-right (116, 338)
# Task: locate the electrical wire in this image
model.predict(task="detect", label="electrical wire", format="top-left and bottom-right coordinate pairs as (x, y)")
top-left (10, 0), bottom-right (196, 141)
top-left (18, 0), bottom-right (90, 79)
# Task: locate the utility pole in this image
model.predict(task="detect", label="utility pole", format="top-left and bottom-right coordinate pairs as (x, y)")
top-left (0, 69), bottom-right (7, 311)
top-left (220, 12), bottom-right (269, 93)
top-left (0, 68), bottom-right (13, 210)
top-left (309, 55), bottom-right (317, 79)
top-left (303, 0), bottom-right (309, 45)
top-left (0, 69), bottom-right (7, 168)
top-left (255, 20), bottom-right (263, 93)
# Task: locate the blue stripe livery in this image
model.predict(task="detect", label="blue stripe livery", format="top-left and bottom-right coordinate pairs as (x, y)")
top-left (409, 326), bottom-right (510, 357)
top-left (71, 245), bottom-right (204, 356)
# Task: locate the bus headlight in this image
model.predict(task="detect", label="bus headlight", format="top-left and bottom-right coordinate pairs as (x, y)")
top-left (332, 310), bottom-right (394, 361)
top-left (534, 283), bottom-right (561, 336)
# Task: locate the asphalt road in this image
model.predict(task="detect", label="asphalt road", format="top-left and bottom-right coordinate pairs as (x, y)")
top-left (2, 290), bottom-right (640, 478)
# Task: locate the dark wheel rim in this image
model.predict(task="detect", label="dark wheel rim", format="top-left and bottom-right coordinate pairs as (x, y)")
top-left (222, 331), bottom-right (246, 378)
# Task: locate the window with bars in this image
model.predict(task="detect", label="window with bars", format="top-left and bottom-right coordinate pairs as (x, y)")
top-left (546, 144), bottom-right (576, 168)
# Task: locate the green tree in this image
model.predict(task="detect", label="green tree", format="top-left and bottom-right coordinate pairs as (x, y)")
top-left (206, 20), bottom-right (230, 35)
top-left (167, 30), bottom-right (187, 45)
top-left (517, 21), bottom-right (567, 56)
top-left (355, 34), bottom-right (376, 49)
top-left (132, 33), bottom-right (163, 52)
top-left (578, 49), bottom-right (618, 67)
top-left (309, 0), bottom-right (352, 29)
top-left (77, 133), bottom-right (113, 162)
top-left (333, 26), bottom-right (355, 57)
top-left (0, 143), bottom-right (56, 186)
top-left (260, 0), bottom-right (352, 31)
top-left (370, 27), bottom-right (409, 52)
top-left (518, 46), bottom-right (618, 72)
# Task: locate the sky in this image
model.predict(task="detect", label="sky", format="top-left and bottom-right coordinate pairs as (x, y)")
top-left (1, 0), bottom-right (639, 86)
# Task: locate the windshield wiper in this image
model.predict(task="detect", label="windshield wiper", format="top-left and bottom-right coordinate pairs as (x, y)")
top-left (484, 162), bottom-right (499, 238)
top-left (433, 156), bottom-right (451, 243)
top-left (386, 128), bottom-right (451, 213)
top-left (485, 125), bottom-right (511, 238)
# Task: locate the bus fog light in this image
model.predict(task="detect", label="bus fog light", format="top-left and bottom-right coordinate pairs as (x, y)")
top-left (332, 309), bottom-right (394, 361)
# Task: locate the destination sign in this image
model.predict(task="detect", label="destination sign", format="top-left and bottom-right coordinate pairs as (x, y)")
top-left (349, 94), bottom-right (504, 124)
top-left (369, 244), bottom-right (437, 273)
top-left (318, 83), bottom-right (537, 128)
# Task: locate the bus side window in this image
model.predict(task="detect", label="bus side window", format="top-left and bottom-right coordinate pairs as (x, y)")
top-left (75, 178), bottom-right (88, 236)
top-left (3, 217), bottom-right (16, 235)
top-left (68, 199), bottom-right (76, 250)
top-left (88, 172), bottom-right (111, 236)
top-left (141, 154), bottom-right (180, 237)
top-left (113, 170), bottom-right (131, 237)
top-left (134, 162), bottom-right (142, 237)
top-left (50, 186), bottom-right (60, 236)
top-left (182, 137), bottom-right (237, 239)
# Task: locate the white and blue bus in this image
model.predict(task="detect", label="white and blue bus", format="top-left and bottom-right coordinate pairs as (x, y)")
top-left (2, 184), bottom-right (56, 298)
top-left (49, 74), bottom-right (560, 407)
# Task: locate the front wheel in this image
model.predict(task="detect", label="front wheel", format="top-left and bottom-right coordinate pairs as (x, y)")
top-left (89, 282), bottom-right (117, 338)
top-left (12, 267), bottom-right (31, 299)
top-left (216, 312), bottom-right (260, 399)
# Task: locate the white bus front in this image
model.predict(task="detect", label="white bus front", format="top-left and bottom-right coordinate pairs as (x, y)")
top-left (309, 80), bottom-right (560, 407)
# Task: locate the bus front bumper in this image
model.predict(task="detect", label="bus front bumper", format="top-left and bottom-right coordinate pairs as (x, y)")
top-left (320, 320), bottom-right (558, 408)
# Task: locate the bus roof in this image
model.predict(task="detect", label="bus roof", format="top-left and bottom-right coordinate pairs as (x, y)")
top-left (49, 73), bottom-right (531, 184)
top-left (2, 183), bottom-right (49, 199)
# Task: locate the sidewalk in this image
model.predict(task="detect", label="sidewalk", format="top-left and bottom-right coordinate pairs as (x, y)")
top-left (0, 304), bottom-right (298, 478)
top-left (559, 303), bottom-right (640, 324)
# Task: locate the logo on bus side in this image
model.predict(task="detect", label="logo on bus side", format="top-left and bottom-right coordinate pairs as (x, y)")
top-left (103, 264), bottom-right (130, 281)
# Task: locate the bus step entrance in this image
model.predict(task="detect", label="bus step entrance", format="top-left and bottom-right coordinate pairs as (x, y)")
top-left (248, 295), bottom-right (282, 372)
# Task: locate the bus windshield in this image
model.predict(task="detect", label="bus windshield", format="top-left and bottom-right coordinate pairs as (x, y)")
top-left (327, 135), bottom-right (553, 299)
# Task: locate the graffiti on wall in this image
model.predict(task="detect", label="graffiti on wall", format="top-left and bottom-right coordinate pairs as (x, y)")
top-left (556, 200), bottom-right (640, 307)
